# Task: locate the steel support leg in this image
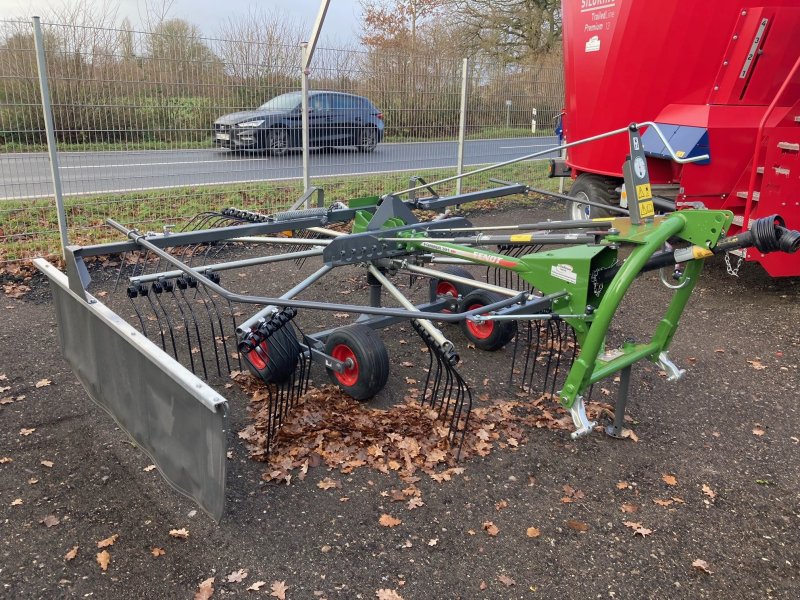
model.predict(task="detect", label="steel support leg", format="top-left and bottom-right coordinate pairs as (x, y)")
top-left (605, 365), bottom-right (632, 438)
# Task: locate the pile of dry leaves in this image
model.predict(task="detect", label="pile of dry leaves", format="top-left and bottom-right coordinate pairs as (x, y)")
top-left (236, 375), bottom-right (619, 485)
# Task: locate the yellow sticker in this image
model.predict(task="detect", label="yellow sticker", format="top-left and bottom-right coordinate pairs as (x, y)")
top-left (676, 150), bottom-right (686, 158)
top-left (281, 230), bottom-right (294, 237)
top-left (636, 183), bottom-right (653, 200)
top-left (692, 246), bottom-right (714, 259)
top-left (639, 200), bottom-right (655, 219)
top-left (510, 234), bottom-right (532, 243)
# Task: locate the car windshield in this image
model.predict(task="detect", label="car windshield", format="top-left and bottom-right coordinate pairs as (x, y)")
top-left (258, 92), bottom-right (301, 111)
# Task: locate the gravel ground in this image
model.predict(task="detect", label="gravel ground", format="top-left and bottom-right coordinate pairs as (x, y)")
top-left (1, 200), bottom-right (799, 599)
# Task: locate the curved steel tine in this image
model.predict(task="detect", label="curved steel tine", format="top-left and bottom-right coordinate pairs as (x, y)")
top-left (144, 289), bottom-right (168, 352)
top-left (152, 284), bottom-right (179, 361)
top-left (226, 299), bottom-right (242, 371)
top-left (178, 285), bottom-right (208, 380)
top-left (195, 285), bottom-right (223, 377)
top-left (200, 285), bottom-right (232, 374)
top-left (128, 294), bottom-right (149, 339)
top-left (169, 287), bottom-right (195, 374)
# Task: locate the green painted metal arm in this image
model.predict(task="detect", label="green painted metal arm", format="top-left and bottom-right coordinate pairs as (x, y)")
top-left (558, 214), bottom-right (692, 409)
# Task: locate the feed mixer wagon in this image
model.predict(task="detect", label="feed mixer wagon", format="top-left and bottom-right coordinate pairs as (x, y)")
top-left (555, 0), bottom-right (800, 277)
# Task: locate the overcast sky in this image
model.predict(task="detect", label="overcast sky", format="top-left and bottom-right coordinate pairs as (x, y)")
top-left (3, 0), bottom-right (364, 45)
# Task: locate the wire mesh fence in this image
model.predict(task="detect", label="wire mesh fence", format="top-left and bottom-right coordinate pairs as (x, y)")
top-left (0, 19), bottom-right (564, 263)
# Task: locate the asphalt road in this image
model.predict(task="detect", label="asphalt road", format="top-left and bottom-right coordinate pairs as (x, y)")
top-left (0, 136), bottom-right (559, 200)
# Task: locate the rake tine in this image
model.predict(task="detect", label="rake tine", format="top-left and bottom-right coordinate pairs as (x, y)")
top-left (525, 321), bottom-right (543, 393)
top-left (177, 278), bottom-right (209, 380)
top-left (152, 281), bottom-right (179, 361)
top-left (199, 284), bottom-right (232, 374)
top-left (194, 283), bottom-right (223, 377)
top-left (127, 287), bottom-right (149, 339)
top-left (168, 284), bottom-right (196, 375)
top-left (141, 285), bottom-right (168, 353)
top-left (226, 299), bottom-right (242, 372)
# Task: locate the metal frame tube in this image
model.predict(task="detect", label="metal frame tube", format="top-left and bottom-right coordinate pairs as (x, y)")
top-left (400, 262), bottom-right (522, 298)
top-left (456, 57), bottom-right (469, 195)
top-left (391, 122), bottom-right (710, 198)
top-left (367, 265), bottom-right (449, 347)
top-left (106, 218), bottom-right (531, 323)
top-left (32, 16), bottom-right (69, 258)
top-left (130, 248), bottom-right (324, 285)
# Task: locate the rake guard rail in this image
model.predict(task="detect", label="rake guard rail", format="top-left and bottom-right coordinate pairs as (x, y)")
top-left (33, 259), bottom-right (228, 521)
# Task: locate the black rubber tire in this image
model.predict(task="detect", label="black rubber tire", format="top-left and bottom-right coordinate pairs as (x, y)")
top-left (242, 323), bottom-right (300, 384)
top-left (324, 324), bottom-right (390, 401)
top-left (567, 173), bottom-right (621, 221)
top-left (357, 126), bottom-right (378, 152)
top-left (266, 128), bottom-right (289, 156)
top-left (431, 265), bottom-right (476, 307)
top-left (459, 289), bottom-right (517, 351)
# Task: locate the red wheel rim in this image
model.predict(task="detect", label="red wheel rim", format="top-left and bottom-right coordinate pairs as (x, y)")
top-left (465, 303), bottom-right (494, 339)
top-left (437, 281), bottom-right (459, 313)
top-left (436, 281), bottom-right (458, 297)
top-left (331, 344), bottom-right (359, 386)
top-left (247, 341), bottom-right (269, 370)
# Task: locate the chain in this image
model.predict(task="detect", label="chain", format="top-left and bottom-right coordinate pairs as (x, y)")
top-left (724, 251), bottom-right (744, 277)
top-left (590, 260), bottom-right (618, 296)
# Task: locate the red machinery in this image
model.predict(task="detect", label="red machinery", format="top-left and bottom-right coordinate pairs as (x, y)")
top-left (559, 0), bottom-right (800, 276)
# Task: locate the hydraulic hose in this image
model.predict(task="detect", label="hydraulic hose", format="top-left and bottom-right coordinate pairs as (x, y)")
top-left (597, 215), bottom-right (800, 283)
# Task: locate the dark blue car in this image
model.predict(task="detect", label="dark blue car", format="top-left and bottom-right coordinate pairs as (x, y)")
top-left (213, 91), bottom-right (384, 155)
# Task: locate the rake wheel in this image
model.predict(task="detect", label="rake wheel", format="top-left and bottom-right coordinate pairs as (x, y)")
top-left (325, 325), bottom-right (390, 401)
top-left (242, 323), bottom-right (301, 384)
top-left (459, 289), bottom-right (517, 351)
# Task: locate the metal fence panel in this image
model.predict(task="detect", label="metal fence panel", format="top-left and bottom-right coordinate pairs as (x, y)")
top-left (0, 19), bottom-right (565, 263)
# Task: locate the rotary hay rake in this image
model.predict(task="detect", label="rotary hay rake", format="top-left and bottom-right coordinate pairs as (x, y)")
top-left (35, 124), bottom-right (800, 520)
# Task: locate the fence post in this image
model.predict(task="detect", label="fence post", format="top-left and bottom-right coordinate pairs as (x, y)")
top-left (456, 57), bottom-right (469, 195)
top-left (301, 43), bottom-right (311, 195)
top-left (32, 16), bottom-right (69, 258)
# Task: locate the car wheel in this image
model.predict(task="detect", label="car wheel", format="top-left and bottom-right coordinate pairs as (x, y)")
top-left (267, 128), bottom-right (288, 157)
top-left (357, 127), bottom-right (378, 153)
top-left (567, 173), bottom-right (620, 221)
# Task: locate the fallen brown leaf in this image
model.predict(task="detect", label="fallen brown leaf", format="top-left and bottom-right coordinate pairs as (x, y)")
top-left (497, 574), bottom-right (516, 587)
top-left (0, 457), bottom-right (12, 464)
top-left (317, 477), bottom-right (340, 490)
top-left (10, 498), bottom-right (23, 506)
top-left (662, 474), bottom-right (678, 486)
top-left (151, 547), bottom-right (166, 557)
top-left (746, 359), bottom-right (766, 370)
top-left (752, 427), bottom-right (765, 437)
top-left (96, 550), bottom-right (111, 571)
top-left (620, 503), bottom-right (638, 514)
top-left (270, 580), bottom-right (288, 599)
top-left (653, 498), bottom-right (674, 507)
top-left (40, 460), bottom-right (54, 468)
top-left (247, 581), bottom-right (267, 591)
top-left (482, 521), bottom-right (499, 536)
top-left (226, 569), bottom-right (248, 583)
top-left (406, 497), bottom-right (424, 510)
top-left (615, 481), bottom-right (629, 490)
top-left (566, 519), bottom-right (590, 532)
top-left (702, 484), bottom-right (716, 499)
top-left (495, 499), bottom-right (508, 511)
top-left (379, 514), bottom-right (402, 528)
top-left (19, 428), bottom-right (35, 436)
top-left (64, 546), bottom-right (79, 561)
top-left (97, 534), bottom-right (119, 548)
top-left (143, 465), bottom-right (157, 472)
top-left (194, 576), bottom-right (215, 600)
top-left (40, 515), bottom-right (60, 528)
top-left (692, 559), bottom-right (713, 574)
top-left (479, 581), bottom-right (487, 590)
top-left (526, 527), bottom-right (541, 538)
top-left (35, 379), bottom-right (52, 388)
top-left (376, 589), bottom-right (404, 600)
top-left (169, 528), bottom-right (189, 539)
top-left (623, 521), bottom-right (653, 536)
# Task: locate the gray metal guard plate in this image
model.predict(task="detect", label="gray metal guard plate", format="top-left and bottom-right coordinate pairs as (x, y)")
top-left (34, 260), bottom-right (228, 521)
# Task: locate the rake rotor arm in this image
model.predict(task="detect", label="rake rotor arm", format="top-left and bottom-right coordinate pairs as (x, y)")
top-left (105, 219), bottom-right (536, 324)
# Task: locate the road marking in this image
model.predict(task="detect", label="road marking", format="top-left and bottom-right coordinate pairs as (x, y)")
top-left (498, 144), bottom-right (558, 150)
top-left (0, 158), bottom-right (550, 200)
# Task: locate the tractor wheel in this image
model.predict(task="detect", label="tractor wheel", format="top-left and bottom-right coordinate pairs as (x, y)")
top-left (459, 289), bottom-right (517, 351)
top-left (431, 266), bottom-right (476, 313)
top-left (325, 324), bottom-right (390, 401)
top-left (241, 323), bottom-right (300, 384)
top-left (567, 173), bottom-right (621, 221)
